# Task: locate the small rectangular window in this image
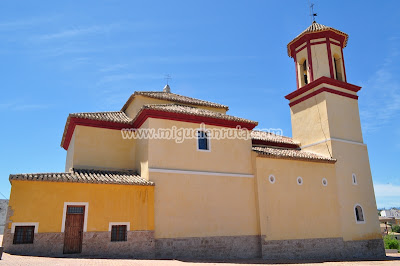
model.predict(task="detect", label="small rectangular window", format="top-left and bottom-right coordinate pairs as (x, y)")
top-left (111, 225), bottom-right (127, 242)
top-left (197, 130), bottom-right (209, 151)
top-left (67, 206), bottom-right (85, 214)
top-left (13, 226), bottom-right (35, 244)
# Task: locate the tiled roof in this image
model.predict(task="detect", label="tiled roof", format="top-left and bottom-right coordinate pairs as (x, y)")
top-left (137, 104), bottom-right (258, 126)
top-left (287, 21), bottom-right (349, 57)
top-left (121, 91), bottom-right (229, 111)
top-left (252, 146), bottom-right (336, 163)
top-left (251, 130), bottom-right (300, 146)
top-left (9, 169), bottom-right (154, 186)
top-left (69, 111), bottom-right (133, 124)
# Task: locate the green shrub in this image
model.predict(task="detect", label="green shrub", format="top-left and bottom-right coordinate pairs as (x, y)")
top-left (392, 225), bottom-right (400, 233)
top-left (384, 234), bottom-right (400, 250)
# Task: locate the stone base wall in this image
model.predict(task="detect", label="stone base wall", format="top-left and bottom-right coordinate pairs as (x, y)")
top-left (81, 231), bottom-right (155, 258)
top-left (155, 235), bottom-right (262, 259)
top-left (2, 230), bottom-right (155, 258)
top-left (262, 237), bottom-right (386, 260)
top-left (2, 229), bottom-right (64, 256)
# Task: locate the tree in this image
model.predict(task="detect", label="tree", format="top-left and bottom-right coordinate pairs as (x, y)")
top-left (384, 234), bottom-right (400, 250)
top-left (392, 225), bottom-right (400, 233)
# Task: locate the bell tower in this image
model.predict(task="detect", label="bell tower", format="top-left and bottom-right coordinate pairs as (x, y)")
top-left (285, 22), bottom-right (384, 254)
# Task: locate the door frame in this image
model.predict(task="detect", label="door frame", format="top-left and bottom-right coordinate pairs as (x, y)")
top-left (61, 202), bottom-right (89, 233)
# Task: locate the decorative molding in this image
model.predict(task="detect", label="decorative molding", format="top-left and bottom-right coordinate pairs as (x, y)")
top-left (149, 167), bottom-right (254, 178)
top-left (109, 222), bottom-right (130, 231)
top-left (61, 202), bottom-right (89, 232)
top-left (289, 87), bottom-right (358, 107)
top-left (285, 76), bottom-right (361, 101)
top-left (11, 222), bottom-right (39, 234)
top-left (301, 138), bottom-right (366, 149)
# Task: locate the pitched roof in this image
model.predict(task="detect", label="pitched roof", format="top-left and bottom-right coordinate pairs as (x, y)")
top-left (9, 169), bottom-right (154, 186)
top-left (69, 111), bottom-right (133, 124)
top-left (251, 130), bottom-right (300, 147)
top-left (287, 21), bottom-right (349, 57)
top-left (252, 146), bottom-right (336, 163)
top-left (121, 91), bottom-right (229, 111)
top-left (136, 104), bottom-right (257, 126)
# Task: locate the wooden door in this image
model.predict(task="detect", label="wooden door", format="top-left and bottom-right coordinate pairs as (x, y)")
top-left (63, 205), bottom-right (85, 254)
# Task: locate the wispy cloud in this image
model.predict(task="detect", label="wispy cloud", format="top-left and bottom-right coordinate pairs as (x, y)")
top-left (97, 73), bottom-right (163, 85)
top-left (0, 102), bottom-right (51, 111)
top-left (0, 16), bottom-right (56, 31)
top-left (34, 24), bottom-right (118, 41)
top-left (359, 37), bottom-right (400, 133)
top-left (374, 183), bottom-right (400, 208)
top-left (99, 64), bottom-right (128, 72)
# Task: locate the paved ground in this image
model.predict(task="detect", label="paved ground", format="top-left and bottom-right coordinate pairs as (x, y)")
top-left (1, 235), bottom-right (400, 265)
top-left (1, 253), bottom-right (399, 266)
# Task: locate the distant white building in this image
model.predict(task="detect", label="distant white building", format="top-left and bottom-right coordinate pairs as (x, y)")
top-left (381, 209), bottom-right (400, 218)
top-left (0, 199), bottom-right (9, 234)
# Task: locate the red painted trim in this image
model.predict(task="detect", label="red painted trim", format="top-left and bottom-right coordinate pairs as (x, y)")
top-left (288, 30), bottom-right (346, 58)
top-left (341, 48), bottom-right (347, 82)
top-left (306, 40), bottom-right (314, 82)
top-left (252, 139), bottom-right (299, 149)
top-left (310, 40), bottom-right (327, 46)
top-left (285, 76), bottom-right (361, 100)
top-left (295, 60), bottom-right (299, 89)
top-left (294, 44), bottom-right (307, 56)
top-left (326, 40), bottom-right (334, 79)
top-left (288, 87), bottom-right (358, 107)
top-left (62, 110), bottom-right (257, 150)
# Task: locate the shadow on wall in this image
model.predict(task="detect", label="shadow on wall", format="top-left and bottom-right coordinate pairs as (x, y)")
top-left (0, 200), bottom-right (9, 235)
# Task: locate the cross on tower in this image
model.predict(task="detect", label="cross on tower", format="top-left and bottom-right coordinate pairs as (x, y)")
top-left (310, 3), bottom-right (317, 23)
top-left (164, 74), bottom-right (172, 85)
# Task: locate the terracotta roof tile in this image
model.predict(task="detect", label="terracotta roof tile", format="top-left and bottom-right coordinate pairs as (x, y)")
top-left (122, 91), bottom-right (229, 111)
top-left (251, 130), bottom-right (300, 146)
top-left (137, 104), bottom-right (257, 126)
top-left (287, 21), bottom-right (349, 57)
top-left (70, 111), bottom-right (133, 124)
top-left (252, 146), bottom-right (336, 163)
top-left (9, 169), bottom-right (154, 186)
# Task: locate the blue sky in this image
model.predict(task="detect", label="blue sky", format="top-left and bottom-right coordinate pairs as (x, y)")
top-left (0, 1), bottom-right (399, 208)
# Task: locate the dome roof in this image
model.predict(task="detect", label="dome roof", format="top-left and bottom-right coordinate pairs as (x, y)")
top-left (287, 21), bottom-right (349, 57)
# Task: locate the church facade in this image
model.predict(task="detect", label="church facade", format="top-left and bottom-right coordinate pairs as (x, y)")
top-left (2, 22), bottom-right (385, 259)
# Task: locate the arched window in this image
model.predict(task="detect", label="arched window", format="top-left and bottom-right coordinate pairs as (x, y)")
top-left (354, 205), bottom-right (365, 223)
top-left (352, 173), bottom-right (357, 185)
top-left (298, 58), bottom-right (308, 87)
top-left (333, 54), bottom-right (343, 81)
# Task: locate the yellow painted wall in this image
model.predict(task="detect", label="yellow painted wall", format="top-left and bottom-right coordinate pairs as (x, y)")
top-left (70, 125), bottom-right (136, 171)
top-left (311, 42), bottom-right (331, 80)
top-left (8, 180), bottom-right (154, 232)
top-left (125, 95), bottom-right (227, 119)
top-left (65, 130), bottom-right (76, 172)
top-left (254, 156), bottom-right (341, 241)
top-left (147, 118), bottom-right (253, 174)
top-left (325, 90), bottom-right (363, 143)
top-left (151, 171), bottom-right (259, 238)
top-left (135, 119), bottom-right (150, 180)
top-left (291, 92), bottom-right (330, 147)
top-left (329, 140), bottom-right (382, 241)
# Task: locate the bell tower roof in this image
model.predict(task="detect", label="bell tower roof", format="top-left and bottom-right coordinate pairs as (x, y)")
top-left (287, 21), bottom-right (349, 57)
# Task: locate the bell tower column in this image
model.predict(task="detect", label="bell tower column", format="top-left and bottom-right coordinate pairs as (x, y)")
top-left (285, 22), bottom-right (385, 257)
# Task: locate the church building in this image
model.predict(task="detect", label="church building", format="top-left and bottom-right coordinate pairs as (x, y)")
top-left (2, 22), bottom-right (385, 259)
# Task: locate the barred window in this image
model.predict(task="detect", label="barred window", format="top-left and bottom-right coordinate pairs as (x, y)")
top-left (13, 226), bottom-right (35, 244)
top-left (111, 225), bottom-right (127, 242)
top-left (67, 206), bottom-right (84, 214)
